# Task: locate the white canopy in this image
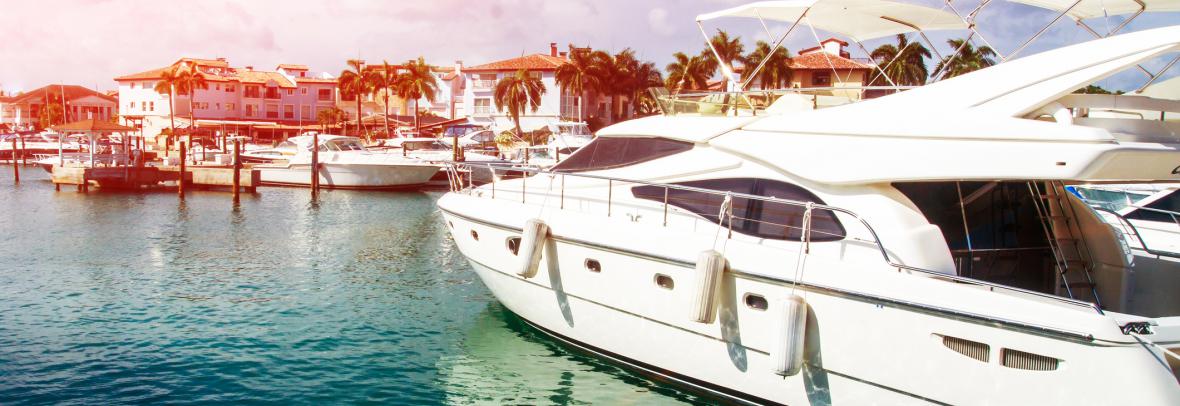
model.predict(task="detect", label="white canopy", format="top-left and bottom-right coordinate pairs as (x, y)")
top-left (1008, 0), bottom-right (1180, 19)
top-left (695, 0), bottom-right (967, 41)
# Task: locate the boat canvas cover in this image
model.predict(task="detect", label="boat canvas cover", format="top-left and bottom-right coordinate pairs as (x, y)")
top-left (695, 0), bottom-right (966, 41)
top-left (1009, 0), bottom-right (1180, 19)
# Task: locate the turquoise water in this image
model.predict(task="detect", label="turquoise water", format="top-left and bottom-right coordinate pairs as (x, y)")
top-left (0, 168), bottom-right (704, 405)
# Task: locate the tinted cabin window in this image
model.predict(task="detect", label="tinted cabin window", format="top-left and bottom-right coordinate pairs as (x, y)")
top-left (551, 137), bottom-right (692, 173)
top-left (632, 178), bottom-right (846, 241)
top-left (1126, 191), bottom-right (1180, 223)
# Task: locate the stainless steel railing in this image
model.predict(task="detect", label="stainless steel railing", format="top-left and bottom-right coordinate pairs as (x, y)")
top-left (1089, 206), bottom-right (1180, 259)
top-left (443, 162), bottom-right (1106, 315)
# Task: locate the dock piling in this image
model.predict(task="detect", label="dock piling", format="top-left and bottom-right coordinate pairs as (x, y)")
top-left (19, 135), bottom-right (27, 167)
top-left (178, 141), bottom-right (186, 198)
top-left (232, 140), bottom-right (241, 203)
top-left (10, 138), bottom-right (18, 184)
top-left (311, 133), bottom-right (320, 199)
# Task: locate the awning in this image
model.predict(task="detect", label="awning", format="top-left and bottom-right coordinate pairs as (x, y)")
top-left (51, 119), bottom-right (136, 133)
top-left (1008, 0), bottom-right (1180, 19)
top-left (695, 0), bottom-right (966, 41)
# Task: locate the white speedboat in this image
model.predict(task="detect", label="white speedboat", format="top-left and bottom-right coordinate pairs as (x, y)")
top-left (256, 134), bottom-right (439, 189)
top-left (1, 132), bottom-right (82, 160)
top-left (437, 26), bottom-right (1180, 404)
top-left (544, 121), bottom-right (593, 157)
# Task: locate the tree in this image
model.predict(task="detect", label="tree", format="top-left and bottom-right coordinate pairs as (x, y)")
top-left (589, 49), bottom-right (638, 122)
top-left (665, 52), bottom-right (710, 94)
top-left (554, 47), bottom-right (601, 121)
top-left (869, 34), bottom-right (931, 87)
top-left (316, 106), bottom-right (347, 133)
top-left (493, 69), bottom-right (546, 143)
top-left (622, 60), bottom-right (663, 118)
top-left (176, 63), bottom-right (208, 140)
top-left (37, 104), bottom-right (63, 130)
top-left (366, 60), bottom-right (400, 138)
top-left (395, 57), bottom-right (438, 133)
top-left (338, 59), bottom-right (369, 137)
top-left (700, 30), bottom-right (745, 91)
top-left (933, 39), bottom-right (997, 79)
top-left (154, 66), bottom-right (182, 150)
top-left (743, 40), bottom-right (792, 90)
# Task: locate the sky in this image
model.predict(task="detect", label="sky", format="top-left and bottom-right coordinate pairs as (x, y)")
top-left (0, 0), bottom-right (1176, 94)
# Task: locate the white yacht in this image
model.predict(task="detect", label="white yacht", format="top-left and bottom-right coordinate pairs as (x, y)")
top-left (256, 134), bottom-right (439, 189)
top-left (544, 121), bottom-right (593, 158)
top-left (437, 26), bottom-right (1180, 404)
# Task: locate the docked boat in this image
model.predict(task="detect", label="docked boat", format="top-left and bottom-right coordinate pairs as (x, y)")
top-left (0, 132), bottom-right (82, 160)
top-left (437, 25), bottom-right (1180, 405)
top-left (255, 134), bottom-right (439, 189)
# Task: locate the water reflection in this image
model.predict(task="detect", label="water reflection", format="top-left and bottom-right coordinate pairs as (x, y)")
top-left (438, 304), bottom-right (706, 405)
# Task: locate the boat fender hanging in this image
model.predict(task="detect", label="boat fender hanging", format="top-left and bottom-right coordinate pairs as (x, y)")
top-left (690, 250), bottom-right (726, 324)
top-left (772, 294), bottom-right (808, 376)
top-left (516, 218), bottom-right (549, 278)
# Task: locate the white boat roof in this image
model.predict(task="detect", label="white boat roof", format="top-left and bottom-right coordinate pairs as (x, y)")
top-left (596, 115), bottom-right (756, 143)
top-left (821, 24), bottom-right (1180, 119)
top-left (1009, 0), bottom-right (1180, 19)
top-left (695, 0), bottom-right (967, 41)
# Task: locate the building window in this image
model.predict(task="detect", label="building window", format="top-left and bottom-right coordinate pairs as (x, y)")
top-left (215, 84), bottom-right (221, 91)
top-left (812, 72), bottom-right (831, 86)
top-left (226, 103), bottom-right (235, 112)
top-left (149, 101), bottom-right (155, 112)
top-left (475, 74), bottom-right (496, 88)
top-left (318, 88), bottom-right (332, 101)
top-left (130, 82), bottom-right (137, 90)
top-left (267, 104), bottom-right (279, 119)
top-left (244, 86), bottom-right (259, 98)
top-left (286, 89), bottom-right (294, 96)
top-left (245, 104), bottom-right (255, 117)
top-left (130, 101), bottom-right (136, 109)
top-left (301, 105), bottom-right (311, 119)
top-left (474, 98), bottom-right (492, 114)
top-left (301, 87), bottom-right (308, 95)
top-left (284, 105), bottom-right (294, 119)
top-left (215, 103), bottom-right (221, 110)
top-left (265, 87), bottom-right (280, 99)
top-left (226, 84), bottom-right (236, 93)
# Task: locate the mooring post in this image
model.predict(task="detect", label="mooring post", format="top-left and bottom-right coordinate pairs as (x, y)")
top-left (178, 141), bottom-right (187, 198)
top-left (310, 132), bottom-right (320, 199)
top-left (19, 134), bottom-right (27, 167)
top-left (232, 140), bottom-right (241, 203)
top-left (10, 138), bottom-right (18, 184)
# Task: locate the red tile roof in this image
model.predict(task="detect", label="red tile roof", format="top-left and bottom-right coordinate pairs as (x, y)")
top-left (276, 64), bottom-right (309, 70)
top-left (238, 70), bottom-right (296, 88)
top-left (789, 53), bottom-right (872, 71)
top-left (464, 54), bottom-right (568, 72)
top-left (295, 77), bottom-right (337, 84)
top-left (177, 58), bottom-right (229, 68)
top-left (7, 84), bottom-right (117, 104)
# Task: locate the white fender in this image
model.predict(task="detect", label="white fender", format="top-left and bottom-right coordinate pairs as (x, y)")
top-left (516, 218), bottom-right (549, 278)
top-left (772, 294), bottom-right (808, 376)
top-left (690, 250), bottom-right (726, 323)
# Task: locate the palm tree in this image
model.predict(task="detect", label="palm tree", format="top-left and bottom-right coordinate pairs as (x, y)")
top-left (622, 59), bottom-right (663, 118)
top-left (154, 66), bottom-right (182, 151)
top-left (338, 59), bottom-right (369, 137)
top-left (316, 106), bottom-right (347, 134)
top-left (742, 40), bottom-right (792, 90)
top-left (493, 69), bottom-right (546, 143)
top-left (554, 47), bottom-right (600, 121)
top-left (665, 52), bottom-right (710, 94)
top-left (933, 39), bottom-right (997, 79)
top-left (395, 57), bottom-right (438, 133)
top-left (700, 30), bottom-right (745, 90)
top-left (36, 104), bottom-right (63, 130)
top-left (176, 63), bottom-right (208, 141)
top-left (589, 49), bottom-right (638, 122)
top-left (366, 60), bottom-right (400, 138)
top-left (869, 34), bottom-right (931, 87)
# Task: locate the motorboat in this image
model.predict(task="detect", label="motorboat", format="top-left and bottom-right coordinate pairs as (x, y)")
top-left (255, 134), bottom-right (439, 189)
top-left (240, 140), bottom-right (298, 164)
top-left (437, 25), bottom-right (1180, 404)
top-left (1, 132), bottom-right (82, 160)
top-left (544, 121), bottom-right (593, 157)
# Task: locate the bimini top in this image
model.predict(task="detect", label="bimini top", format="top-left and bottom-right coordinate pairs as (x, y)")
top-left (695, 0), bottom-right (966, 41)
top-left (792, 24), bottom-right (1180, 121)
top-left (1008, 0), bottom-right (1180, 19)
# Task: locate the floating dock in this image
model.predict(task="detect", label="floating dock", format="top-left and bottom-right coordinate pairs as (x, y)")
top-left (50, 165), bottom-right (259, 193)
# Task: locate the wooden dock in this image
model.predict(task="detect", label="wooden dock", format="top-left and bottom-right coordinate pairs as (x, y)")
top-left (51, 165), bottom-right (259, 193)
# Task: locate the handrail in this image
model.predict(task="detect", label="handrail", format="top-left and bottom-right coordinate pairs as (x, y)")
top-left (445, 162), bottom-right (1106, 314)
top-left (1089, 206), bottom-right (1180, 259)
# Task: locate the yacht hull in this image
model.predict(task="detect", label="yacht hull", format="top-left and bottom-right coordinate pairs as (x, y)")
top-left (439, 192), bottom-right (1180, 405)
top-left (257, 163), bottom-right (438, 189)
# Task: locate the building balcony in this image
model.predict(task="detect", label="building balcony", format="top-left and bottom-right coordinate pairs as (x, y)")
top-left (473, 80), bottom-right (496, 89)
top-left (473, 106), bottom-right (494, 116)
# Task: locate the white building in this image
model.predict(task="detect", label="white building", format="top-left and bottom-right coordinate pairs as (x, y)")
top-left (115, 57), bottom-right (337, 143)
top-left (461, 43), bottom-right (579, 132)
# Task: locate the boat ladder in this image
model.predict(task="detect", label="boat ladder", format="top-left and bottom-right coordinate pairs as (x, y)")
top-left (1028, 181), bottom-right (1103, 307)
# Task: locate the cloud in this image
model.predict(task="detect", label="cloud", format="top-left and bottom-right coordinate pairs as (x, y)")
top-left (648, 8), bottom-right (677, 36)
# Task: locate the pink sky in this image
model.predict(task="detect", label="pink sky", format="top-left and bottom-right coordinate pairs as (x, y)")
top-left (0, 0), bottom-right (1174, 94)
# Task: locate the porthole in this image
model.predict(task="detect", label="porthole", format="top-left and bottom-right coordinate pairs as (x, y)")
top-left (584, 259), bottom-right (601, 273)
top-left (654, 274), bottom-right (674, 290)
top-left (744, 294), bottom-right (768, 311)
top-left (506, 237), bottom-right (521, 255)
top-left (470, 230), bottom-right (479, 240)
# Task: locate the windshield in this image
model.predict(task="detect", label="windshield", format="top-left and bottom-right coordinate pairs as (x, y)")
top-left (554, 124), bottom-right (591, 137)
top-left (321, 139), bottom-right (365, 151)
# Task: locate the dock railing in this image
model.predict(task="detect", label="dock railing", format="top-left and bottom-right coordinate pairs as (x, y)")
top-left (444, 162), bottom-right (1106, 316)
